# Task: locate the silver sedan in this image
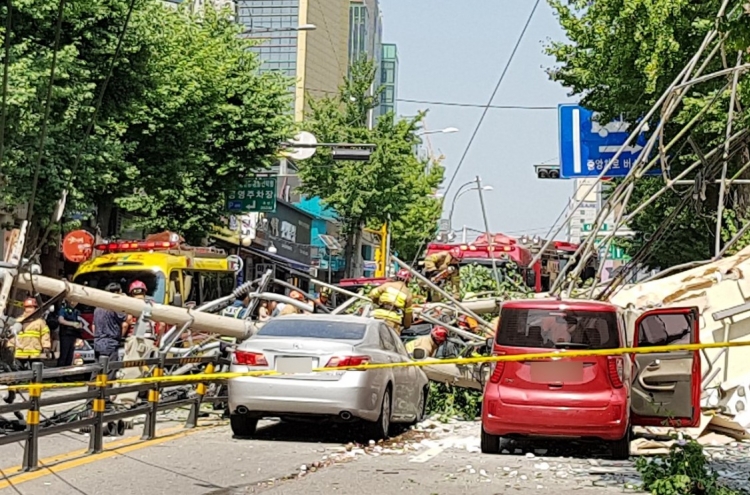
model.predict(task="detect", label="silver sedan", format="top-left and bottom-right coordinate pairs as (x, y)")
top-left (228, 314), bottom-right (429, 439)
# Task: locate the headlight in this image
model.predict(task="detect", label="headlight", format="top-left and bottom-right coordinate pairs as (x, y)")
top-left (75, 339), bottom-right (84, 349)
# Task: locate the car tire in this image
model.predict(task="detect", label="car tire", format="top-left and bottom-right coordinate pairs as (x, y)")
top-left (410, 387), bottom-right (428, 426)
top-left (230, 414), bottom-right (258, 438)
top-left (366, 386), bottom-right (392, 440)
top-left (481, 426), bottom-right (501, 454)
top-left (610, 427), bottom-right (631, 460)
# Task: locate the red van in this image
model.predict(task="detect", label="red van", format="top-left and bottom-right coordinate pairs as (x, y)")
top-left (481, 299), bottom-right (701, 459)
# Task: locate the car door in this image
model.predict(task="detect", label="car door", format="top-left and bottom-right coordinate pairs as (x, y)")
top-left (392, 330), bottom-right (421, 417)
top-left (630, 307), bottom-right (701, 428)
top-left (378, 324), bottom-right (409, 420)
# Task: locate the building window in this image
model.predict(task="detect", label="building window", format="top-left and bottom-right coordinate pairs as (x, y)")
top-left (381, 62), bottom-right (395, 84)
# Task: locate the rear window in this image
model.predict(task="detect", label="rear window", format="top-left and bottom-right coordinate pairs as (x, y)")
top-left (497, 308), bottom-right (620, 349)
top-left (256, 320), bottom-right (366, 340)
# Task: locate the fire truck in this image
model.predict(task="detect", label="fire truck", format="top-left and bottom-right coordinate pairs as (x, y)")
top-left (71, 232), bottom-right (241, 339)
top-left (425, 233), bottom-right (592, 293)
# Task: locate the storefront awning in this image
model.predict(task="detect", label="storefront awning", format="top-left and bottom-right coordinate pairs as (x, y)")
top-left (243, 245), bottom-right (314, 274)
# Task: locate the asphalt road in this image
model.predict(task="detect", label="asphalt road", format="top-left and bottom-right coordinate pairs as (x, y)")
top-left (0, 418), bottom-right (646, 495)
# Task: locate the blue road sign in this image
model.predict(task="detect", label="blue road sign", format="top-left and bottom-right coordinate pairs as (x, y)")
top-left (559, 104), bottom-right (657, 179)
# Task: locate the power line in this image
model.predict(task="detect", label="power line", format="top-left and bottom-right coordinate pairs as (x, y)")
top-left (443, 0), bottom-right (542, 196)
top-left (397, 98), bottom-right (556, 110)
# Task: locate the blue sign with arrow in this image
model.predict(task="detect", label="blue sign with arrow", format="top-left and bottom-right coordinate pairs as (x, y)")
top-left (558, 104), bottom-right (657, 179)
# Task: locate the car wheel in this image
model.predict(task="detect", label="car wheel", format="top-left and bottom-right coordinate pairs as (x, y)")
top-left (610, 427), bottom-right (631, 460)
top-left (230, 414), bottom-right (258, 438)
top-left (415, 386), bottom-right (428, 424)
top-left (367, 386), bottom-right (392, 440)
top-left (481, 426), bottom-right (501, 454)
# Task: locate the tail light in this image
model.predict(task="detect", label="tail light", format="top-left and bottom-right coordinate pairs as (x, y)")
top-left (489, 351), bottom-right (506, 384)
top-left (233, 350), bottom-right (268, 366)
top-left (325, 356), bottom-right (370, 369)
top-left (607, 356), bottom-right (624, 388)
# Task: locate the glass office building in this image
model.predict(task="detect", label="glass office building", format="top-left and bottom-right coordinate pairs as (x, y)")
top-left (237, 0), bottom-right (300, 79)
top-left (378, 43), bottom-right (398, 117)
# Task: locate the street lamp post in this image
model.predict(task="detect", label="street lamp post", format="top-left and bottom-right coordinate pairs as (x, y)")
top-left (475, 175), bottom-right (502, 292)
top-left (416, 127), bottom-right (459, 136)
top-left (447, 182), bottom-right (493, 230)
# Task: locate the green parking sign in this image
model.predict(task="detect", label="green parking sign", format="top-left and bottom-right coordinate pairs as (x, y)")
top-left (583, 223), bottom-right (610, 232)
top-left (227, 177), bottom-right (277, 213)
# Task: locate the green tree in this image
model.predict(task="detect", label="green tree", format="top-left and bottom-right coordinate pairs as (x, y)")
top-left (0, 0), bottom-right (292, 247)
top-left (298, 58), bottom-right (444, 276)
top-left (546, 0), bottom-right (750, 269)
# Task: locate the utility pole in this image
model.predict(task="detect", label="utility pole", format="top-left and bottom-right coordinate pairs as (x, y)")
top-left (476, 176), bottom-right (502, 292)
top-left (385, 215), bottom-right (392, 277)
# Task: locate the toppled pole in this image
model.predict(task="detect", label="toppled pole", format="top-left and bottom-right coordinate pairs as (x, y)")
top-left (390, 255), bottom-right (495, 330)
top-left (13, 273), bottom-right (253, 340)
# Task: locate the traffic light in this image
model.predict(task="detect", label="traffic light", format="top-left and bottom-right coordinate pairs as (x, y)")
top-left (534, 164), bottom-right (561, 179)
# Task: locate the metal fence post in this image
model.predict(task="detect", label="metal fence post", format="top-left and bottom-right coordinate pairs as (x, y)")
top-left (22, 362), bottom-right (44, 471)
top-left (89, 356), bottom-right (109, 454)
top-left (142, 353), bottom-right (164, 440)
top-left (186, 361), bottom-right (215, 428)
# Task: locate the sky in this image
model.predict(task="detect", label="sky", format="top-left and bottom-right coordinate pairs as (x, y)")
top-left (379, 0), bottom-right (577, 241)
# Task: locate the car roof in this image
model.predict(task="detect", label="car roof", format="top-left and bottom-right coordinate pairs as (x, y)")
top-left (272, 314), bottom-right (378, 325)
top-left (501, 298), bottom-right (618, 312)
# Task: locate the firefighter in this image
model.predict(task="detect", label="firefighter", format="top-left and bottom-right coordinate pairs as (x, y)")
top-left (125, 280), bottom-right (165, 342)
top-left (421, 250), bottom-right (454, 279)
top-left (421, 249), bottom-right (461, 299)
top-left (458, 314), bottom-right (479, 334)
top-left (278, 290), bottom-right (307, 316)
top-left (12, 298), bottom-right (52, 367)
top-left (405, 326), bottom-right (448, 358)
top-left (368, 269), bottom-right (413, 335)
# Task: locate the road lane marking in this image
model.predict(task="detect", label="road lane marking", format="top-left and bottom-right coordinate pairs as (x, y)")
top-left (0, 422), bottom-right (225, 490)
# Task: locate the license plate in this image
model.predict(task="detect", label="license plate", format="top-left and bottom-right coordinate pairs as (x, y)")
top-left (530, 361), bottom-right (583, 383)
top-left (276, 357), bottom-right (314, 374)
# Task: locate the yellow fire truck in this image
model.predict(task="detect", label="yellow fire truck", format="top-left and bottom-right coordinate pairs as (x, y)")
top-left (71, 237), bottom-right (241, 339)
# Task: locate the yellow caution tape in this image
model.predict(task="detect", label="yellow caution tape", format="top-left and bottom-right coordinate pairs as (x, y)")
top-left (6, 339), bottom-right (750, 392)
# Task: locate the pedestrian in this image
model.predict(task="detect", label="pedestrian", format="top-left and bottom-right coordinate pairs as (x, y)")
top-left (92, 283), bottom-right (128, 367)
top-left (12, 298), bottom-right (52, 369)
top-left (57, 299), bottom-right (83, 367)
top-left (258, 300), bottom-right (270, 321)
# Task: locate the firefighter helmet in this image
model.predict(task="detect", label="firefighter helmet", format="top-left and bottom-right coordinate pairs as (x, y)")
top-left (431, 326), bottom-right (449, 344)
top-left (23, 297), bottom-right (38, 308)
top-left (129, 280), bottom-right (147, 296)
top-left (289, 290), bottom-right (305, 301)
top-left (395, 268), bottom-right (412, 281)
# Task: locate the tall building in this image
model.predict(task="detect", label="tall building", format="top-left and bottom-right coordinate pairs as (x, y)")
top-left (376, 43), bottom-right (398, 118)
top-left (238, 0), bottom-right (349, 121)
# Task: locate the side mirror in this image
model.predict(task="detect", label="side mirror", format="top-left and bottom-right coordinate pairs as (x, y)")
top-left (412, 348), bottom-right (427, 360)
top-left (485, 338), bottom-right (494, 349)
top-left (525, 269), bottom-right (536, 288)
top-left (172, 293), bottom-right (183, 307)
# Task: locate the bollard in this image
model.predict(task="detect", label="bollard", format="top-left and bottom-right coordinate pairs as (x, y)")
top-left (186, 361), bottom-right (215, 428)
top-left (89, 356), bottom-right (109, 454)
top-left (22, 362), bottom-right (44, 471)
top-left (142, 353), bottom-right (165, 440)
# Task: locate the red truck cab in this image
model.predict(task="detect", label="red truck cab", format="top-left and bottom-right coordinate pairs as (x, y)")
top-left (481, 298), bottom-right (701, 459)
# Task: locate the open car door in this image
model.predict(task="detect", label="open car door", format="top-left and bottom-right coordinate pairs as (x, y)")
top-left (630, 307), bottom-right (701, 428)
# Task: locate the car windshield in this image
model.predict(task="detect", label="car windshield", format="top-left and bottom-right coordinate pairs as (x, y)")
top-left (497, 308), bottom-right (619, 349)
top-left (73, 270), bottom-right (166, 313)
top-left (257, 320), bottom-right (367, 340)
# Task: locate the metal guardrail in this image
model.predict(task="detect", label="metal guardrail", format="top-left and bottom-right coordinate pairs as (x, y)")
top-left (0, 355), bottom-right (228, 471)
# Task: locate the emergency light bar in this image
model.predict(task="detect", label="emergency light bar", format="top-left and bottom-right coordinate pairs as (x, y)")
top-left (94, 240), bottom-right (227, 256)
top-left (95, 241), bottom-right (178, 252)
